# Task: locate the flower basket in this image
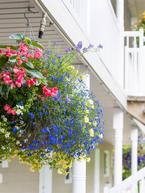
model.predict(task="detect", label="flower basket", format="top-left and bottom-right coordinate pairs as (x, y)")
top-left (0, 34), bottom-right (104, 174)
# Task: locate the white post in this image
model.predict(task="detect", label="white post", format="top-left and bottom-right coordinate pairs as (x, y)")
top-left (39, 166), bottom-right (52, 193)
top-left (116, 0), bottom-right (124, 30)
top-left (113, 108), bottom-right (124, 185)
top-left (72, 160), bottom-right (86, 193)
top-left (131, 127), bottom-right (138, 174)
top-left (94, 148), bottom-right (100, 193)
top-left (72, 69), bottom-right (89, 193)
top-left (131, 127), bottom-right (138, 193)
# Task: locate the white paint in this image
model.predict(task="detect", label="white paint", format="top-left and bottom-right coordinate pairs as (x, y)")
top-left (113, 108), bottom-right (124, 185)
top-left (1, 160), bottom-right (8, 168)
top-left (94, 148), bottom-right (100, 193)
top-left (39, 166), bottom-right (52, 193)
top-left (109, 167), bottom-right (145, 193)
top-left (116, 0), bottom-right (124, 30)
top-left (124, 29), bottom-right (145, 96)
top-left (0, 173), bottom-right (3, 184)
top-left (38, 0), bottom-right (127, 108)
top-left (72, 160), bottom-right (86, 193)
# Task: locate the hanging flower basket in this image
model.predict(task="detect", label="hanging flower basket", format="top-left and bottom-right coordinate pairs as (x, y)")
top-left (0, 34), bottom-right (104, 175)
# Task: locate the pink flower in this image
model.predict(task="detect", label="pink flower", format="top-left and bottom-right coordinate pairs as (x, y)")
top-left (3, 75), bottom-right (12, 85)
top-left (26, 78), bottom-right (36, 87)
top-left (13, 66), bottom-right (19, 74)
top-left (17, 58), bottom-right (22, 65)
top-left (42, 86), bottom-right (58, 97)
top-left (0, 49), bottom-right (3, 54)
top-left (10, 109), bottom-right (17, 115)
top-left (3, 104), bottom-right (17, 115)
top-left (51, 87), bottom-right (58, 96)
top-left (34, 49), bottom-right (42, 58)
top-left (5, 47), bottom-right (12, 57)
top-left (42, 86), bottom-right (52, 97)
top-left (26, 53), bottom-right (34, 59)
top-left (19, 43), bottom-right (28, 55)
top-left (4, 104), bottom-right (11, 111)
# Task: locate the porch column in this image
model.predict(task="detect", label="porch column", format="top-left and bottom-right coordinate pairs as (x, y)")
top-left (94, 148), bottom-right (100, 193)
top-left (72, 160), bottom-right (86, 193)
top-left (113, 108), bottom-right (124, 185)
top-left (116, 0), bottom-right (124, 30)
top-left (72, 70), bottom-right (89, 193)
top-left (39, 166), bottom-right (52, 193)
top-left (131, 127), bottom-right (138, 174)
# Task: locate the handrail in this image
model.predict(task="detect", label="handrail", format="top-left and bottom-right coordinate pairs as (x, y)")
top-left (109, 167), bottom-right (145, 193)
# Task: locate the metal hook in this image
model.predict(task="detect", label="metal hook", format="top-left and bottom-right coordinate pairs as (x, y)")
top-left (24, 12), bottom-right (30, 27)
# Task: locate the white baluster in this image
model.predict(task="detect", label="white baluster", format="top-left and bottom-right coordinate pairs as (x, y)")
top-left (140, 178), bottom-right (145, 193)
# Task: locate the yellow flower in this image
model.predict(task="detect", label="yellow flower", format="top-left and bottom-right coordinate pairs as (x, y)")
top-left (57, 168), bottom-right (63, 174)
top-left (143, 12), bottom-right (145, 20)
top-left (84, 116), bottom-right (89, 123)
top-left (86, 157), bottom-right (91, 162)
top-left (89, 128), bottom-right (94, 137)
top-left (86, 99), bottom-right (94, 108)
top-left (84, 109), bottom-right (89, 114)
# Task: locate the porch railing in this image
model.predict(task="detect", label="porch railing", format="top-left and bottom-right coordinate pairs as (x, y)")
top-left (124, 29), bottom-right (145, 96)
top-left (107, 167), bottom-right (145, 193)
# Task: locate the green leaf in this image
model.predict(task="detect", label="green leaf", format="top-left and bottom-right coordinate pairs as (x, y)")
top-left (9, 34), bottom-right (24, 41)
top-left (9, 56), bottom-right (17, 63)
top-left (24, 37), bottom-right (31, 45)
top-left (26, 69), bottom-right (45, 79)
top-left (25, 62), bottom-right (34, 69)
top-left (0, 55), bottom-right (8, 66)
top-left (31, 40), bottom-right (44, 50)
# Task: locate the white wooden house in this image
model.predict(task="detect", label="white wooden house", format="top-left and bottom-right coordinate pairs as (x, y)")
top-left (0, 0), bottom-right (145, 193)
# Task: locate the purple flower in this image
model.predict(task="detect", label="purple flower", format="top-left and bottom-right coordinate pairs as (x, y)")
top-left (97, 44), bottom-right (103, 49)
top-left (76, 41), bottom-right (83, 51)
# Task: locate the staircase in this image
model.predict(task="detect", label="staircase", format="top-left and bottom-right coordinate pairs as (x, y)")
top-left (106, 29), bottom-right (145, 193)
top-left (107, 167), bottom-right (145, 193)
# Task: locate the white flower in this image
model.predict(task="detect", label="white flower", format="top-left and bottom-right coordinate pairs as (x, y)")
top-left (24, 139), bottom-right (28, 143)
top-left (99, 133), bottom-right (103, 139)
top-left (16, 109), bottom-right (23, 115)
top-left (1, 146), bottom-right (5, 150)
top-left (0, 129), bottom-right (5, 133)
top-left (16, 105), bottom-right (24, 110)
top-left (16, 141), bottom-right (20, 145)
top-left (5, 132), bottom-right (10, 138)
top-left (1, 115), bottom-right (7, 122)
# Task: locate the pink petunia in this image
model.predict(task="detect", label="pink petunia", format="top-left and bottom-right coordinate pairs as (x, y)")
top-left (42, 86), bottom-right (52, 97)
top-left (19, 43), bottom-right (28, 55)
top-left (26, 78), bottom-right (36, 87)
top-left (34, 49), bottom-right (42, 58)
top-left (3, 104), bottom-right (11, 111)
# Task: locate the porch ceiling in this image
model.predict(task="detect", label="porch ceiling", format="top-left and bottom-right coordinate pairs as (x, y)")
top-left (0, 0), bottom-right (68, 50)
top-left (128, 0), bottom-right (145, 17)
